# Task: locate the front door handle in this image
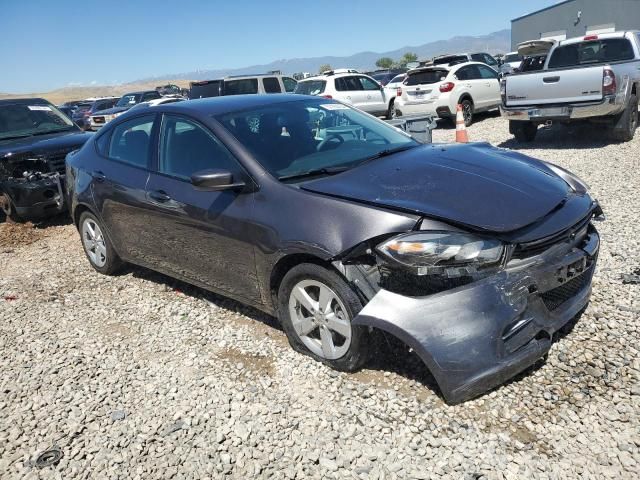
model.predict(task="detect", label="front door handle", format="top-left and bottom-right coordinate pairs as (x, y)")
top-left (91, 170), bottom-right (106, 183)
top-left (543, 76), bottom-right (560, 83)
top-left (148, 190), bottom-right (172, 203)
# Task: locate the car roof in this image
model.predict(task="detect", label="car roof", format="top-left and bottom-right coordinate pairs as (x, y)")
top-left (156, 94), bottom-right (312, 116)
top-left (0, 97), bottom-right (50, 106)
top-left (121, 90), bottom-right (157, 95)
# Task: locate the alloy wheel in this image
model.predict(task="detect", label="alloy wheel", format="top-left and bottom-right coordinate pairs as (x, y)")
top-left (462, 102), bottom-right (473, 125)
top-left (82, 218), bottom-right (107, 268)
top-left (288, 279), bottom-right (352, 360)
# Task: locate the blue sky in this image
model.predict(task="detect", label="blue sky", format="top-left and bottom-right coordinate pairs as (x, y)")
top-left (0, 0), bottom-right (559, 93)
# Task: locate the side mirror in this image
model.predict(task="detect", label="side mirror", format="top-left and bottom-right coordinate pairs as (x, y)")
top-left (191, 169), bottom-right (245, 191)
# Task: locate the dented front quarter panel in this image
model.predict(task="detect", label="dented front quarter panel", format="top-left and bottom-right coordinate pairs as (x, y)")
top-left (350, 226), bottom-right (600, 404)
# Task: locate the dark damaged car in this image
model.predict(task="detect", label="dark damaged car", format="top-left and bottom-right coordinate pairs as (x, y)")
top-left (66, 95), bottom-right (602, 403)
top-left (0, 98), bottom-right (92, 220)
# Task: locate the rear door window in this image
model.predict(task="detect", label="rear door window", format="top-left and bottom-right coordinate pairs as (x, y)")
top-left (108, 115), bottom-right (155, 168)
top-left (335, 76), bottom-right (362, 91)
top-left (263, 77), bottom-right (282, 93)
top-left (548, 38), bottom-right (635, 68)
top-left (224, 79), bottom-right (259, 95)
top-left (455, 66), bottom-right (479, 80)
top-left (359, 76), bottom-right (381, 90)
top-left (477, 65), bottom-right (498, 79)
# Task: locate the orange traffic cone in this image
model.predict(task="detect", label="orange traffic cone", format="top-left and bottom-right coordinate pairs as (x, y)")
top-left (455, 104), bottom-right (469, 143)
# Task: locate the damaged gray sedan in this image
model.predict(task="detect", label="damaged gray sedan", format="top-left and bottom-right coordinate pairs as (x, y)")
top-left (67, 95), bottom-right (602, 404)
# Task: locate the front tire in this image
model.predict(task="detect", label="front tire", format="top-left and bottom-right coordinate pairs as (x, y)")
top-left (386, 100), bottom-right (396, 120)
top-left (277, 263), bottom-right (369, 372)
top-left (460, 99), bottom-right (474, 127)
top-left (79, 211), bottom-right (123, 275)
top-left (610, 94), bottom-right (638, 142)
top-left (0, 192), bottom-right (21, 223)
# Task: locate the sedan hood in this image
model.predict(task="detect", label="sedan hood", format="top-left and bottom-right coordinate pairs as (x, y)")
top-left (301, 143), bottom-right (571, 233)
top-left (92, 106), bottom-right (130, 115)
top-left (0, 130), bottom-right (93, 158)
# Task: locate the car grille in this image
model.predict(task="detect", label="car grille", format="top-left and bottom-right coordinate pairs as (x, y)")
top-left (36, 148), bottom-right (75, 174)
top-left (540, 268), bottom-right (592, 311)
top-left (512, 213), bottom-right (592, 259)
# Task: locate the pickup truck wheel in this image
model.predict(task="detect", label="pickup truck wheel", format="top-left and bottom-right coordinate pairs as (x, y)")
top-left (0, 192), bottom-right (21, 223)
top-left (511, 121), bottom-right (538, 142)
top-left (611, 94), bottom-right (638, 142)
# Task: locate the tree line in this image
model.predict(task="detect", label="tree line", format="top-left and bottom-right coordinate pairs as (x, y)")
top-left (317, 52), bottom-right (418, 74)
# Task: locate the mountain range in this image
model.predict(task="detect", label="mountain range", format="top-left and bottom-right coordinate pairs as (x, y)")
top-left (143, 29), bottom-right (511, 82)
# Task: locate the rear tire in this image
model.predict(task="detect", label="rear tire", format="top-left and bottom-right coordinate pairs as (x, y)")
top-left (610, 94), bottom-right (638, 142)
top-left (511, 121), bottom-right (538, 142)
top-left (79, 211), bottom-right (123, 275)
top-left (277, 263), bottom-right (369, 372)
top-left (386, 100), bottom-right (396, 120)
top-left (460, 99), bottom-right (474, 127)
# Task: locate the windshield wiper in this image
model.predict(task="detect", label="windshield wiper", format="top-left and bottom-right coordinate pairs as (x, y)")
top-left (358, 145), bottom-right (418, 166)
top-left (278, 165), bottom-right (351, 182)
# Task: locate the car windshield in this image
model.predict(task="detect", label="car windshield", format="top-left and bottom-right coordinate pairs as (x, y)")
top-left (404, 69), bottom-right (448, 86)
top-left (0, 103), bottom-right (75, 140)
top-left (504, 53), bottom-right (522, 63)
top-left (215, 98), bottom-right (419, 181)
top-left (116, 94), bottom-right (142, 107)
top-left (388, 74), bottom-right (405, 84)
top-left (294, 80), bottom-right (326, 95)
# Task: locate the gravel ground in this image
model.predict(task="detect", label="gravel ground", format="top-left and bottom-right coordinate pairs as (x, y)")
top-left (1, 115), bottom-right (639, 479)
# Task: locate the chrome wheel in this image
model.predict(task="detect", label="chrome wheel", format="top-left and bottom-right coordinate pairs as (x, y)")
top-left (462, 101), bottom-right (473, 125)
top-left (288, 279), bottom-right (352, 360)
top-left (82, 218), bottom-right (107, 267)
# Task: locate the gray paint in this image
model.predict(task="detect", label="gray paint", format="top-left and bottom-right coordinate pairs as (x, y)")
top-left (511, 0), bottom-right (640, 49)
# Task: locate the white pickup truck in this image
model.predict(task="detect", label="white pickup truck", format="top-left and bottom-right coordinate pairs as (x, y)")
top-left (500, 31), bottom-right (640, 142)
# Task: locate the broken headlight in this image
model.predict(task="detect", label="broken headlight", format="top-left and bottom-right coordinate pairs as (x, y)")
top-left (376, 232), bottom-right (504, 275)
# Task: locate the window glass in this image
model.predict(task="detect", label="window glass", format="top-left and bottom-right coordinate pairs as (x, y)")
top-left (95, 131), bottom-right (110, 156)
top-left (0, 103), bottom-right (74, 140)
top-left (470, 54), bottom-right (483, 62)
top-left (455, 66), bottom-right (477, 80)
top-left (548, 39), bottom-right (634, 68)
top-left (521, 56), bottom-right (546, 72)
top-left (483, 54), bottom-right (498, 66)
top-left (143, 91), bottom-right (161, 101)
top-left (433, 55), bottom-right (468, 65)
top-left (108, 115), bottom-right (155, 168)
top-left (283, 77), bottom-right (297, 92)
top-left (263, 77), bottom-right (282, 93)
top-left (335, 76), bottom-right (363, 91)
top-left (224, 79), bottom-right (259, 95)
top-left (294, 80), bottom-right (326, 95)
top-left (405, 69), bottom-right (448, 85)
top-left (477, 65), bottom-right (498, 79)
top-left (215, 98), bottom-right (417, 180)
top-left (116, 94), bottom-right (142, 107)
top-left (359, 77), bottom-right (381, 91)
top-left (159, 115), bottom-right (239, 180)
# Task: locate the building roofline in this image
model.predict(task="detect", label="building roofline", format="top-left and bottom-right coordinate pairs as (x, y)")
top-left (511, 0), bottom-right (576, 23)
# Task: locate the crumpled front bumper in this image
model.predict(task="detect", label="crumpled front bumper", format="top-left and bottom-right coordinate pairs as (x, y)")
top-left (352, 226), bottom-right (600, 404)
top-left (2, 174), bottom-right (66, 218)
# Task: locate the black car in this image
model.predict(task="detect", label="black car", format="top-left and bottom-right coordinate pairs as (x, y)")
top-left (0, 98), bottom-right (92, 220)
top-left (66, 95), bottom-right (602, 404)
top-left (369, 69), bottom-right (407, 86)
top-left (72, 98), bottom-right (119, 131)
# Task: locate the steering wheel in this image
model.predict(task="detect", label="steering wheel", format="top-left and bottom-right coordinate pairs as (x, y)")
top-left (316, 133), bottom-right (344, 152)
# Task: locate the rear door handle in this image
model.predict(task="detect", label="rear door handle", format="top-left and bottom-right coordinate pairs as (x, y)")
top-left (148, 190), bottom-right (172, 203)
top-left (543, 76), bottom-right (560, 83)
top-left (91, 170), bottom-right (106, 183)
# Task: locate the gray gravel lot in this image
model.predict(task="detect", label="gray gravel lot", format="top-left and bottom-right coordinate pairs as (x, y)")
top-left (1, 114), bottom-right (639, 479)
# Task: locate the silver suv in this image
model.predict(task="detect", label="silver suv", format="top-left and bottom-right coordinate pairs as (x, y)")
top-left (294, 70), bottom-right (388, 117)
top-left (188, 74), bottom-right (297, 99)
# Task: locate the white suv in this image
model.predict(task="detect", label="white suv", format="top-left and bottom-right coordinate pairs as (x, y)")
top-left (294, 70), bottom-right (388, 117)
top-left (394, 62), bottom-right (501, 126)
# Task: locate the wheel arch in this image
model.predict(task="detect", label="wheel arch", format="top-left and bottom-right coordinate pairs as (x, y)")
top-left (457, 93), bottom-right (473, 105)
